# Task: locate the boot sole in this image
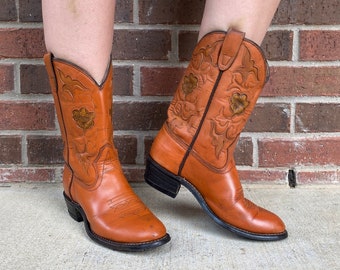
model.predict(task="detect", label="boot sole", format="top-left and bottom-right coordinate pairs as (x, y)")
top-left (63, 192), bottom-right (171, 252)
top-left (145, 156), bottom-right (288, 241)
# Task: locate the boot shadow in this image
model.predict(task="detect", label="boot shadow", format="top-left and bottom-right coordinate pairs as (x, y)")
top-left (134, 184), bottom-right (241, 241)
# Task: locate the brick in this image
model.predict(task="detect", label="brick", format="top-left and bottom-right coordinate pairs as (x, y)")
top-left (0, 0), bottom-right (17, 21)
top-left (20, 65), bottom-right (50, 94)
top-left (297, 171), bottom-right (339, 184)
top-left (113, 101), bottom-right (168, 131)
top-left (18, 0), bottom-right (132, 23)
top-left (27, 136), bottom-right (63, 165)
top-left (0, 168), bottom-right (56, 183)
top-left (115, 0), bottom-right (133, 23)
top-left (113, 66), bottom-right (133, 96)
top-left (238, 170), bottom-right (287, 183)
top-left (295, 104), bottom-right (340, 133)
top-left (122, 166), bottom-right (145, 182)
top-left (273, 0), bottom-right (340, 25)
top-left (19, 0), bottom-right (42, 22)
top-left (139, 0), bottom-right (205, 25)
top-left (261, 31), bottom-right (293, 61)
top-left (234, 138), bottom-right (253, 166)
top-left (112, 30), bottom-right (171, 60)
top-left (179, 31), bottom-right (199, 61)
top-left (263, 67), bottom-right (340, 97)
top-left (18, 0), bottom-right (131, 23)
top-left (244, 103), bottom-right (290, 133)
top-left (299, 31), bottom-right (340, 61)
top-left (0, 102), bottom-right (55, 130)
top-left (114, 135), bottom-right (137, 164)
top-left (0, 136), bottom-right (22, 164)
top-left (0, 65), bottom-right (14, 94)
top-left (141, 67), bottom-right (184, 96)
top-left (259, 138), bottom-right (340, 167)
top-left (0, 28), bottom-right (45, 59)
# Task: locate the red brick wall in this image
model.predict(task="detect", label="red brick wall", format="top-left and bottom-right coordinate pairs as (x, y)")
top-left (0, 0), bottom-right (339, 184)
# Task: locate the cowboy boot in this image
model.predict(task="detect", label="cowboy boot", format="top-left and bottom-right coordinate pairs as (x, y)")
top-left (44, 53), bottom-right (170, 251)
top-left (145, 29), bottom-right (287, 241)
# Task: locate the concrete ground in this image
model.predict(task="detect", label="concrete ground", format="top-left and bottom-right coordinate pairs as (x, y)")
top-left (0, 182), bottom-right (339, 270)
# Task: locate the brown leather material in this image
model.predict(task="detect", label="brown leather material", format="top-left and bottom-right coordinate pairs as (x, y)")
top-left (218, 29), bottom-right (245, 71)
top-left (44, 53), bottom-right (168, 245)
top-left (150, 30), bottom-right (286, 236)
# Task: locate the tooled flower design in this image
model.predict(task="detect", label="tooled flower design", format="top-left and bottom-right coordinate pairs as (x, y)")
top-left (234, 46), bottom-right (260, 88)
top-left (230, 93), bottom-right (249, 115)
top-left (58, 69), bottom-right (88, 99)
top-left (192, 41), bottom-right (220, 70)
top-left (182, 73), bottom-right (198, 95)
top-left (210, 107), bottom-right (247, 158)
top-left (72, 107), bottom-right (95, 130)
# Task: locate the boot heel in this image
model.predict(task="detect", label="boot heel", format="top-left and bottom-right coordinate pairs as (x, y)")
top-left (145, 156), bottom-right (181, 198)
top-left (63, 192), bottom-right (83, 222)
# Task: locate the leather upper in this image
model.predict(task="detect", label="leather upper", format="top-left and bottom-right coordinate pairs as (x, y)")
top-left (150, 30), bottom-right (286, 235)
top-left (44, 54), bottom-right (167, 243)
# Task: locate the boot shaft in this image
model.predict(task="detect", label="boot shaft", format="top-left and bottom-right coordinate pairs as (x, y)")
top-left (44, 54), bottom-right (116, 186)
top-left (164, 30), bottom-right (269, 172)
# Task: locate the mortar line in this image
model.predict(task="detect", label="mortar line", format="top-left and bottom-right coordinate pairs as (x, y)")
top-left (1, 23), bottom-right (338, 30)
top-left (268, 60), bottom-right (340, 67)
top-left (0, 130), bottom-right (61, 136)
top-left (132, 65), bottom-right (141, 96)
top-left (1, 58), bottom-right (339, 67)
top-left (292, 29), bottom-right (300, 62)
top-left (135, 134), bottom-right (145, 165)
top-left (240, 132), bottom-right (340, 139)
top-left (5, 130), bottom-right (333, 138)
top-left (13, 63), bottom-right (21, 95)
top-left (170, 29), bottom-right (179, 62)
top-left (133, 0), bottom-right (139, 24)
top-left (269, 24), bottom-right (340, 31)
top-left (252, 137), bottom-right (259, 168)
top-left (290, 102), bottom-right (296, 134)
top-left (1, 94), bottom-right (338, 104)
top-left (236, 165), bottom-right (340, 171)
top-left (15, 0), bottom-right (20, 23)
top-left (21, 133), bottom-right (28, 166)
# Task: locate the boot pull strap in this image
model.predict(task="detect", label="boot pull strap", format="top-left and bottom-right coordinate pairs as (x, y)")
top-left (218, 30), bottom-right (245, 71)
top-left (44, 53), bottom-right (58, 93)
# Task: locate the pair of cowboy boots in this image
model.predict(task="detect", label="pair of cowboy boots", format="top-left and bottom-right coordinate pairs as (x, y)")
top-left (44, 29), bottom-right (287, 252)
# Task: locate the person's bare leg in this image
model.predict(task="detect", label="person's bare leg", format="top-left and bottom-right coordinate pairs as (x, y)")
top-left (42, 0), bottom-right (115, 83)
top-left (199, 0), bottom-right (281, 44)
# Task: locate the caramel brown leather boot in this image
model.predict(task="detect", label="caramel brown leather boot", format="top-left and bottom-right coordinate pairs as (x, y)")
top-left (145, 30), bottom-right (287, 241)
top-left (44, 53), bottom-right (170, 251)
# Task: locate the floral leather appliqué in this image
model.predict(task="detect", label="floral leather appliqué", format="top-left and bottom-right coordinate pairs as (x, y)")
top-left (182, 73), bottom-right (198, 95)
top-left (230, 93), bottom-right (249, 115)
top-left (72, 107), bottom-right (95, 130)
